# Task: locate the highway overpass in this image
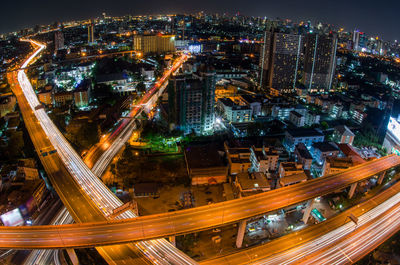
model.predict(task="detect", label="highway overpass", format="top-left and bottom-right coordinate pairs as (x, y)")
top-left (13, 40), bottom-right (195, 265)
top-left (0, 154), bottom-right (399, 249)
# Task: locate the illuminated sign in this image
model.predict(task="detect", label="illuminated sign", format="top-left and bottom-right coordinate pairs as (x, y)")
top-left (387, 117), bottom-right (400, 142)
top-left (188, 44), bottom-right (202, 54)
top-left (0, 208), bottom-right (24, 226)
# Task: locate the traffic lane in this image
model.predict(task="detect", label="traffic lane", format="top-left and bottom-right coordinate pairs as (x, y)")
top-left (201, 174), bottom-right (400, 265)
top-left (0, 155), bottom-right (399, 249)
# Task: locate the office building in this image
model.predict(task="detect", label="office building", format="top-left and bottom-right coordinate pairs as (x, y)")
top-left (302, 34), bottom-right (337, 92)
top-left (259, 31), bottom-right (302, 94)
top-left (133, 34), bottom-right (175, 54)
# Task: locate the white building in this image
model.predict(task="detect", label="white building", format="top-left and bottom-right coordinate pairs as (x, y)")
top-left (218, 98), bottom-right (252, 123)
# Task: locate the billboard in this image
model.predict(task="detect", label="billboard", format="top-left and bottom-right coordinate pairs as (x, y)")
top-left (0, 208), bottom-right (24, 226)
top-left (188, 44), bottom-right (202, 54)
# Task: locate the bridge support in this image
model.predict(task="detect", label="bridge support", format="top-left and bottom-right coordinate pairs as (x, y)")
top-left (169, 236), bottom-right (176, 247)
top-left (348, 182), bottom-right (357, 199)
top-left (66, 249), bottom-right (79, 265)
top-left (236, 220), bottom-right (247, 248)
top-left (302, 199), bottom-right (314, 224)
top-left (377, 171), bottom-right (386, 185)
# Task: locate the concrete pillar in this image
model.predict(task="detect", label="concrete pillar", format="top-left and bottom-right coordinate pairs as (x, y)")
top-left (169, 236), bottom-right (176, 247)
top-left (66, 249), bottom-right (79, 265)
top-left (348, 182), bottom-right (357, 199)
top-left (377, 171), bottom-right (386, 185)
top-left (302, 199), bottom-right (314, 224)
top-left (236, 220), bottom-right (247, 248)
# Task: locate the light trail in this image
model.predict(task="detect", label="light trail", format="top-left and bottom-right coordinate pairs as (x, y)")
top-left (18, 39), bottom-right (195, 265)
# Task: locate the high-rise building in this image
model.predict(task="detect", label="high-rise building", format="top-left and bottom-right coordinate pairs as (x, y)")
top-left (353, 30), bottom-right (366, 51)
top-left (168, 70), bottom-right (216, 134)
top-left (88, 22), bottom-right (95, 44)
top-left (353, 30), bottom-right (360, 51)
top-left (54, 31), bottom-right (64, 51)
top-left (133, 34), bottom-right (175, 54)
top-left (302, 33), bottom-right (337, 92)
top-left (259, 31), bottom-right (302, 94)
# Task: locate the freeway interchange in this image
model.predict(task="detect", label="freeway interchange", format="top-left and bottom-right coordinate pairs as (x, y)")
top-left (0, 154), bottom-right (399, 249)
top-left (6, 38), bottom-right (400, 265)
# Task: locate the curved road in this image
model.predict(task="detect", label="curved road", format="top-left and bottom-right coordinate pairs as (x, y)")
top-left (0, 154), bottom-right (399, 249)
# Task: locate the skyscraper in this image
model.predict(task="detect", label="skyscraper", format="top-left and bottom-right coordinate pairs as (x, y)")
top-left (168, 69), bottom-right (216, 134)
top-left (353, 30), bottom-right (360, 51)
top-left (54, 30), bottom-right (64, 51)
top-left (302, 33), bottom-right (338, 92)
top-left (259, 31), bottom-right (302, 94)
top-left (88, 22), bottom-right (94, 44)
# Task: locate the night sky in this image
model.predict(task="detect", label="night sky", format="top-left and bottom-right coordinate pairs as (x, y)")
top-left (1, 0), bottom-right (399, 41)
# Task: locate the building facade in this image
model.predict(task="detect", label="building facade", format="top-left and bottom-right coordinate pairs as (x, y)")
top-left (260, 31), bottom-right (302, 94)
top-left (302, 34), bottom-right (337, 92)
top-left (133, 34), bottom-right (175, 54)
top-left (168, 71), bottom-right (216, 134)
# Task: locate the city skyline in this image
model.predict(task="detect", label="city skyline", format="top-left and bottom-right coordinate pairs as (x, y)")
top-left (1, 0), bottom-right (400, 41)
top-left (1, 4), bottom-right (400, 264)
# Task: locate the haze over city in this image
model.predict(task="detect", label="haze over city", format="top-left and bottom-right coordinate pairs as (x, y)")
top-left (1, 0), bottom-right (400, 40)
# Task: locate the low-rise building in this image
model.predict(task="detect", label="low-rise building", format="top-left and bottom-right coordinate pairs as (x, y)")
top-left (304, 111), bottom-right (320, 126)
top-left (278, 162), bottom-right (303, 178)
top-left (289, 110), bottom-right (305, 127)
top-left (38, 90), bottom-right (53, 106)
top-left (350, 109), bottom-right (367, 125)
top-left (249, 146), bottom-right (279, 173)
top-left (184, 145), bottom-right (228, 185)
top-left (311, 141), bottom-right (340, 165)
top-left (53, 91), bottom-right (73, 107)
top-left (322, 157), bottom-right (355, 177)
top-left (294, 143), bottom-right (313, 170)
top-left (279, 172), bottom-right (307, 187)
top-left (332, 125), bottom-right (355, 145)
top-left (0, 94), bottom-right (16, 118)
top-left (240, 95), bottom-right (263, 117)
top-left (235, 172), bottom-right (270, 197)
top-left (225, 144), bottom-right (252, 175)
top-left (284, 128), bottom-right (325, 152)
top-left (218, 98), bottom-right (252, 123)
top-left (133, 183), bottom-right (160, 198)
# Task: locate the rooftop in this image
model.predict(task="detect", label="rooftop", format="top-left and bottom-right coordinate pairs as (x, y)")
top-left (334, 125), bottom-right (355, 137)
top-left (286, 128), bottom-right (324, 138)
top-left (290, 110), bottom-right (303, 118)
top-left (312, 142), bottom-right (339, 153)
top-left (236, 172), bottom-right (270, 192)
top-left (185, 144), bottom-right (225, 169)
top-left (279, 172), bottom-right (308, 186)
top-left (295, 143), bottom-right (312, 159)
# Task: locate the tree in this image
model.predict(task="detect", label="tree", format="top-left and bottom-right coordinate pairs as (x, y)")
top-left (321, 121), bottom-right (329, 130)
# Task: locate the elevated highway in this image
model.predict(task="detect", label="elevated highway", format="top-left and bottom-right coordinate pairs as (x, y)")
top-left (0, 154), bottom-right (399, 249)
top-left (12, 40), bottom-right (195, 264)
